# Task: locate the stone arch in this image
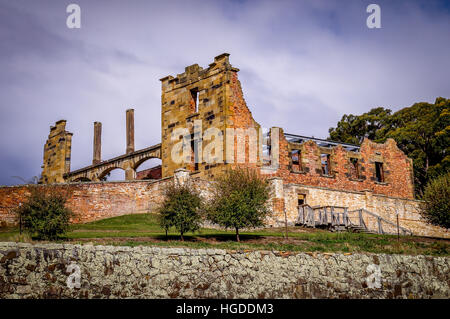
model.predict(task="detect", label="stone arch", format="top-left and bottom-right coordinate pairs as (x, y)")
top-left (132, 154), bottom-right (161, 171)
top-left (134, 157), bottom-right (162, 180)
top-left (98, 166), bottom-right (126, 181)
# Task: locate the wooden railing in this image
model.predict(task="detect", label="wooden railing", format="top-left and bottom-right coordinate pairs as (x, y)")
top-left (347, 208), bottom-right (413, 236)
top-left (297, 205), bottom-right (413, 236)
top-left (296, 205), bottom-right (351, 228)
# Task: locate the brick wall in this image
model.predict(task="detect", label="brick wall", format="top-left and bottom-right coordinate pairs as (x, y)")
top-left (0, 179), bottom-right (170, 226)
top-left (0, 175), bottom-right (447, 238)
top-left (262, 129), bottom-right (415, 199)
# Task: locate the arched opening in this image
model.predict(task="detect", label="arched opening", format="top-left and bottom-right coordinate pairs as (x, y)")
top-left (134, 158), bottom-right (162, 180)
top-left (98, 167), bottom-right (126, 181)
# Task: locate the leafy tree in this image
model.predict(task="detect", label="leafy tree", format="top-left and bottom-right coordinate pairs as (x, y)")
top-left (328, 107), bottom-right (392, 145)
top-left (328, 97), bottom-right (450, 195)
top-left (15, 186), bottom-right (74, 240)
top-left (158, 181), bottom-right (202, 241)
top-left (420, 172), bottom-right (450, 229)
top-left (207, 168), bottom-right (271, 242)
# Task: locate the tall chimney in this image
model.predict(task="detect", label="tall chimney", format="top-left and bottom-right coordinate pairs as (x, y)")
top-left (126, 109), bottom-right (135, 154)
top-left (93, 122), bottom-right (102, 165)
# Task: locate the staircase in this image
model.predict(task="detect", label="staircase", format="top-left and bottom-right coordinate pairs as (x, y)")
top-left (295, 205), bottom-right (413, 236)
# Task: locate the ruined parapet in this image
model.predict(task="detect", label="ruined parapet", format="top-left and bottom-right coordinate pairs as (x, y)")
top-left (40, 120), bottom-right (72, 184)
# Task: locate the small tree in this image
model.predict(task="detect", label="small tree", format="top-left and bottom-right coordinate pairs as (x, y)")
top-left (207, 168), bottom-right (271, 242)
top-left (420, 172), bottom-right (450, 229)
top-left (15, 186), bottom-right (74, 240)
top-left (158, 181), bottom-right (202, 241)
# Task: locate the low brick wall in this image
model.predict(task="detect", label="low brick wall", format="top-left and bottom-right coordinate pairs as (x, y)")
top-left (0, 179), bottom-right (173, 225)
top-left (0, 242), bottom-right (448, 299)
top-left (0, 177), bottom-right (448, 238)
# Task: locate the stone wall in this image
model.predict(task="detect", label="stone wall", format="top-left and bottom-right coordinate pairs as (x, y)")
top-left (269, 181), bottom-right (448, 238)
top-left (0, 242), bottom-right (448, 299)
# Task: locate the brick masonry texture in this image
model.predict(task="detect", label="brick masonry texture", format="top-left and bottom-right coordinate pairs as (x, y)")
top-left (264, 131), bottom-right (415, 199)
top-left (0, 242), bottom-right (448, 299)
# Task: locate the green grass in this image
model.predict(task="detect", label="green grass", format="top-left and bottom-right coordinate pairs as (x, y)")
top-left (1, 213), bottom-right (449, 256)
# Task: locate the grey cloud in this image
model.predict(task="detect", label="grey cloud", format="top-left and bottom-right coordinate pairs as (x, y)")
top-left (0, 0), bottom-right (449, 185)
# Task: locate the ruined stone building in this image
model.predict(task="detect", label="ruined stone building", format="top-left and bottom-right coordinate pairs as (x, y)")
top-left (1, 54), bottom-right (446, 238)
top-left (39, 53), bottom-right (415, 198)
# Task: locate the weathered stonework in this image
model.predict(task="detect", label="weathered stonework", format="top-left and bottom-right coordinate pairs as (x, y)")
top-left (160, 53), bottom-right (260, 180)
top-left (0, 242), bottom-right (448, 299)
top-left (39, 120), bottom-right (72, 184)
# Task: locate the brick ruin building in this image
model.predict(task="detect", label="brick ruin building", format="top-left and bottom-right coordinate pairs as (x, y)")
top-left (1, 54), bottom-right (447, 238)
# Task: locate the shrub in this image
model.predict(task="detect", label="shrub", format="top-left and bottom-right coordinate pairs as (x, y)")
top-left (420, 172), bottom-right (450, 229)
top-left (207, 168), bottom-right (271, 242)
top-left (15, 186), bottom-right (74, 240)
top-left (158, 181), bottom-right (202, 241)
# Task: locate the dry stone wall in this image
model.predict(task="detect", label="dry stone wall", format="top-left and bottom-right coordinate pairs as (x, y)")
top-left (0, 242), bottom-right (448, 299)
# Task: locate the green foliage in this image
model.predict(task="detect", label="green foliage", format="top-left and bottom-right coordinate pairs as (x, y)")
top-left (329, 107), bottom-right (392, 145)
top-left (207, 168), bottom-right (271, 241)
top-left (158, 181), bottom-right (202, 240)
top-left (15, 186), bottom-right (74, 240)
top-left (328, 97), bottom-right (450, 195)
top-left (420, 172), bottom-right (450, 229)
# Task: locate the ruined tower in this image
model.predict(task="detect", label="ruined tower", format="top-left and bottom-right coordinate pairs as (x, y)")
top-left (159, 53), bottom-right (261, 179)
top-left (39, 120), bottom-right (72, 184)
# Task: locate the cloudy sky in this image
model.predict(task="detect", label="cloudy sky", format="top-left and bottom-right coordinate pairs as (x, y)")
top-left (0, 0), bottom-right (449, 185)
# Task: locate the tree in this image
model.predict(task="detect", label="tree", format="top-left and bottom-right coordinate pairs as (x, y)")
top-left (328, 97), bottom-right (450, 195)
top-left (420, 172), bottom-right (450, 229)
top-left (15, 186), bottom-right (74, 240)
top-left (207, 168), bottom-right (271, 242)
top-left (158, 181), bottom-right (202, 241)
top-left (328, 107), bottom-right (392, 145)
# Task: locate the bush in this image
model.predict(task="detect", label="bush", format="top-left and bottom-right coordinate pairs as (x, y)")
top-left (158, 181), bottom-right (202, 241)
top-left (420, 172), bottom-right (450, 229)
top-left (15, 186), bottom-right (74, 240)
top-left (207, 168), bottom-right (271, 242)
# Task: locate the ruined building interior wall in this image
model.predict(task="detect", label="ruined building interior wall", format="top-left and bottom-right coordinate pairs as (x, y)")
top-left (263, 131), bottom-right (415, 199)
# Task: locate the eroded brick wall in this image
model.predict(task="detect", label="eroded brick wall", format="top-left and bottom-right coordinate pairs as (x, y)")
top-left (262, 129), bottom-right (415, 199)
top-left (0, 179), bottom-right (170, 226)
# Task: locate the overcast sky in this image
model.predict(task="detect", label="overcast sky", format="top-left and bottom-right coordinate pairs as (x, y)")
top-left (0, 0), bottom-right (449, 185)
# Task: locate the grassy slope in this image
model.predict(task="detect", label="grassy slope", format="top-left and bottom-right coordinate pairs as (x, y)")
top-left (0, 213), bottom-right (448, 256)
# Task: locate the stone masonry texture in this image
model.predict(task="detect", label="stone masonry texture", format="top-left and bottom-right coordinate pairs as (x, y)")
top-left (0, 242), bottom-right (448, 299)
